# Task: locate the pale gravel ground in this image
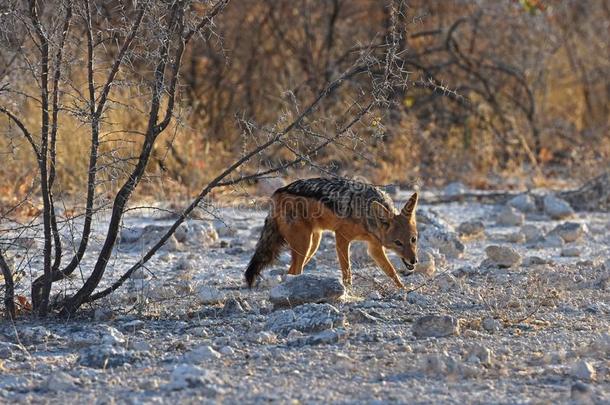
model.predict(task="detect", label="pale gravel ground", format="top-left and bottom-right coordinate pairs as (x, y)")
top-left (1, 191), bottom-right (609, 404)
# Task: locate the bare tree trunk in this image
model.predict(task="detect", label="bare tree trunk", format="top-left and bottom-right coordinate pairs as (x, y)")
top-left (48, 2), bottom-right (73, 274)
top-left (28, 0), bottom-right (54, 317)
top-left (0, 251), bottom-right (15, 320)
top-left (30, 0), bottom-right (72, 312)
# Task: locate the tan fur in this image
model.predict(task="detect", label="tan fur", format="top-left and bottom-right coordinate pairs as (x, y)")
top-left (270, 193), bottom-right (417, 288)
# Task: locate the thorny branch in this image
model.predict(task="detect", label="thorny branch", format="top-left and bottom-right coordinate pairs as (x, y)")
top-left (61, 0), bottom-right (231, 314)
top-left (84, 1), bottom-right (408, 304)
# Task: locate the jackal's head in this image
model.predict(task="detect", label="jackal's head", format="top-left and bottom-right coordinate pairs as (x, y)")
top-left (371, 192), bottom-right (419, 273)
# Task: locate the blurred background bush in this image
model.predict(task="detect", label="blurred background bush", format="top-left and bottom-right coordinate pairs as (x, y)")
top-left (1, 0), bottom-right (608, 205)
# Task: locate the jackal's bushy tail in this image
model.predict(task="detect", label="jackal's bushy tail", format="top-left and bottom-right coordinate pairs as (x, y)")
top-left (244, 215), bottom-right (285, 287)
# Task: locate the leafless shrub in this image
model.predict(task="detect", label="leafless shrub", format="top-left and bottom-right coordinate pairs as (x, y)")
top-left (0, 0), bottom-right (417, 318)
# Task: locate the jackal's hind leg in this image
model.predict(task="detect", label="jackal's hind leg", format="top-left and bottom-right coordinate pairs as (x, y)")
top-left (335, 233), bottom-right (352, 287)
top-left (282, 227), bottom-right (312, 276)
top-left (368, 243), bottom-right (405, 289)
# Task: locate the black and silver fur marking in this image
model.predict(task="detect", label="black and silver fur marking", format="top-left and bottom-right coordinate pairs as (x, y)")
top-left (275, 177), bottom-right (396, 231)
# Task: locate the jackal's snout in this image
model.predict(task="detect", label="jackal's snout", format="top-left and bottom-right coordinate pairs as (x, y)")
top-left (375, 191), bottom-right (419, 273)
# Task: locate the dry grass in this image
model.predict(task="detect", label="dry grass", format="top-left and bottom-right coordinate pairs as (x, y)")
top-left (1, 0), bottom-right (608, 209)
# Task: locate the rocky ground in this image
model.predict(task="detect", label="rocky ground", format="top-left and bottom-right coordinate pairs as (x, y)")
top-left (1, 184), bottom-right (609, 404)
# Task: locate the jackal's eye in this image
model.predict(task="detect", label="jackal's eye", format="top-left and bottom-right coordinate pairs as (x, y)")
top-left (410, 236), bottom-right (417, 244)
top-left (394, 239), bottom-right (403, 246)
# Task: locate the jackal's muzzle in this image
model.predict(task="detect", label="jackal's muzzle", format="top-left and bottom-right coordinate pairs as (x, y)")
top-left (401, 258), bottom-right (415, 275)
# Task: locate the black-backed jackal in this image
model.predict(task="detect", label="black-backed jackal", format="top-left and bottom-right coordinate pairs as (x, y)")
top-left (245, 177), bottom-right (419, 288)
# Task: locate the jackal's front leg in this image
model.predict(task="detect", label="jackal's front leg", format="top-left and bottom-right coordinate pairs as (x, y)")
top-left (335, 234), bottom-right (352, 287)
top-left (304, 231), bottom-right (322, 267)
top-left (368, 243), bottom-right (405, 289)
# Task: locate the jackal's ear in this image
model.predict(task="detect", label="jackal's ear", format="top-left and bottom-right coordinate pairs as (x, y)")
top-left (401, 192), bottom-right (418, 218)
top-left (371, 201), bottom-right (393, 227)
